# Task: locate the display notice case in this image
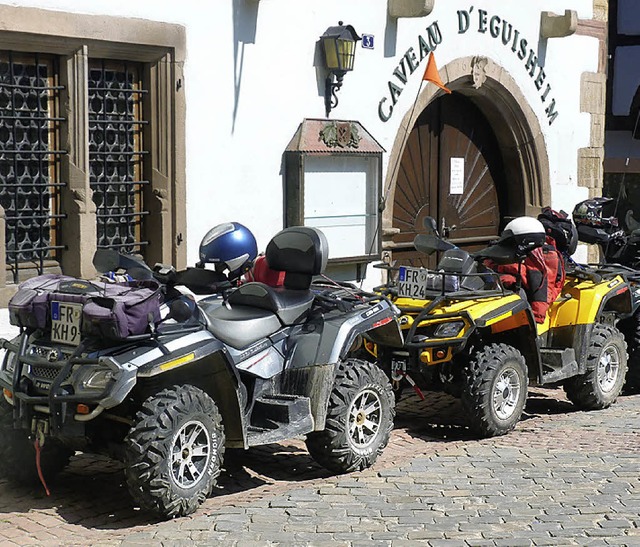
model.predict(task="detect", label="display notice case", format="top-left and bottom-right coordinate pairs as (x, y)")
top-left (284, 119), bottom-right (385, 269)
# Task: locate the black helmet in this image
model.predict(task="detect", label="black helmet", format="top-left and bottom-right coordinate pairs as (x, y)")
top-left (537, 207), bottom-right (578, 256)
top-left (572, 197), bottom-right (619, 232)
top-left (198, 222), bottom-right (258, 281)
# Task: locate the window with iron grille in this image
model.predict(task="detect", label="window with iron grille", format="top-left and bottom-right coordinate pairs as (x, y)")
top-left (0, 6), bottom-right (186, 298)
top-left (88, 60), bottom-right (148, 255)
top-left (0, 52), bottom-right (65, 282)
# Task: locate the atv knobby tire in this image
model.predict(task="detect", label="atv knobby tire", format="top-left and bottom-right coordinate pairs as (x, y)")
top-left (564, 324), bottom-right (627, 409)
top-left (306, 359), bottom-right (394, 474)
top-left (461, 343), bottom-right (528, 438)
top-left (125, 385), bottom-right (225, 519)
top-left (0, 400), bottom-right (73, 484)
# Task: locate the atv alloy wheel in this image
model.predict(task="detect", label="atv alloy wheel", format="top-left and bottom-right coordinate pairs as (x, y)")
top-left (0, 400), bottom-right (73, 484)
top-left (462, 343), bottom-right (528, 438)
top-left (125, 385), bottom-right (225, 519)
top-left (306, 359), bottom-right (395, 474)
top-left (564, 324), bottom-right (627, 409)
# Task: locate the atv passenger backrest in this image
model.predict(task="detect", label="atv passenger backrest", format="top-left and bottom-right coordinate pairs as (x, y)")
top-left (265, 227), bottom-right (329, 290)
top-left (223, 227), bottom-right (328, 326)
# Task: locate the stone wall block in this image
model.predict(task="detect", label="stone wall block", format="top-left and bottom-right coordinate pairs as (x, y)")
top-left (593, 0), bottom-right (609, 23)
top-left (388, 0), bottom-right (434, 18)
top-left (578, 147), bottom-right (604, 192)
top-left (540, 10), bottom-right (578, 38)
top-left (580, 72), bottom-right (607, 115)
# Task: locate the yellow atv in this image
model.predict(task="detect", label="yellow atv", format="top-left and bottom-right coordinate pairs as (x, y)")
top-left (369, 218), bottom-right (631, 438)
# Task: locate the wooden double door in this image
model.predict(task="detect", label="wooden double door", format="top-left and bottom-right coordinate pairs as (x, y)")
top-left (391, 93), bottom-right (506, 268)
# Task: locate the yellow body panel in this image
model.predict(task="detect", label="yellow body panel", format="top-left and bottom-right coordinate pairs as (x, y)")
top-left (544, 275), bottom-right (624, 331)
top-left (394, 293), bottom-right (527, 366)
top-left (395, 292), bottom-right (522, 325)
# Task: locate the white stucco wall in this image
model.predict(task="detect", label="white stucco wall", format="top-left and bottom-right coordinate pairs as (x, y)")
top-left (0, 0), bottom-right (600, 286)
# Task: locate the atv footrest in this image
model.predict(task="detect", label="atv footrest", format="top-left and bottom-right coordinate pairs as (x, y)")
top-left (540, 348), bottom-right (579, 384)
top-left (247, 394), bottom-right (313, 447)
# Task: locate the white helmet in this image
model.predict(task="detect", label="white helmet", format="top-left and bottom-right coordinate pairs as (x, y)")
top-left (500, 217), bottom-right (546, 255)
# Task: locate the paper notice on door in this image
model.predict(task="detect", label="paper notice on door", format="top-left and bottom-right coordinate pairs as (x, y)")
top-left (450, 157), bottom-right (464, 195)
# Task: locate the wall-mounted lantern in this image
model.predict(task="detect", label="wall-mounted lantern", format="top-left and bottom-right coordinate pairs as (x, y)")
top-left (321, 21), bottom-right (361, 118)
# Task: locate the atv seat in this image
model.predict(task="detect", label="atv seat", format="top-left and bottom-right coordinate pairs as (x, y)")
top-left (226, 226), bottom-right (329, 326)
top-left (203, 304), bottom-right (282, 349)
top-left (227, 283), bottom-right (315, 325)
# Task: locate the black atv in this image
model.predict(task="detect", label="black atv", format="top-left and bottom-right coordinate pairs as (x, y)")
top-left (574, 197), bottom-right (640, 390)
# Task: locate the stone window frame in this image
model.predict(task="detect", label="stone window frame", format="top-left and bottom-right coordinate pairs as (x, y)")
top-left (0, 5), bottom-right (186, 303)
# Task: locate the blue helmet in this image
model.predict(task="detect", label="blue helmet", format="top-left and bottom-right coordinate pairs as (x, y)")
top-left (198, 222), bottom-right (258, 280)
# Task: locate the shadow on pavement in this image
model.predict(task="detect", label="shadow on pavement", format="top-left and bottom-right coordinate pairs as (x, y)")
top-left (0, 385), bottom-right (594, 530)
top-left (392, 386), bottom-right (579, 444)
top-left (0, 439), bottom-right (331, 529)
top-left (394, 390), bottom-right (477, 442)
top-left (524, 387), bottom-right (575, 416)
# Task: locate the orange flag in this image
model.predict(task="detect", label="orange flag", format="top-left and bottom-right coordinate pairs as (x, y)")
top-left (422, 52), bottom-right (451, 94)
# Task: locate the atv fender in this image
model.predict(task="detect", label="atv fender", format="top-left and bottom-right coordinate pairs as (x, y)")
top-left (329, 302), bottom-right (403, 363)
top-left (597, 281), bottom-right (633, 319)
top-left (135, 334), bottom-right (247, 448)
top-left (475, 296), bottom-right (531, 330)
top-left (485, 304), bottom-right (542, 380)
top-left (556, 275), bottom-right (631, 326)
top-left (135, 334), bottom-right (229, 378)
top-left (286, 302), bottom-right (401, 368)
top-left (282, 301), bottom-right (400, 431)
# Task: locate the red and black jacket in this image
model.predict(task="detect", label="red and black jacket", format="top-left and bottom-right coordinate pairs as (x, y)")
top-left (484, 237), bottom-right (565, 323)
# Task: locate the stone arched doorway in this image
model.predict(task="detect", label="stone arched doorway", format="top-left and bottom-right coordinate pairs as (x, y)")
top-left (382, 56), bottom-right (550, 267)
top-left (391, 92), bottom-right (504, 267)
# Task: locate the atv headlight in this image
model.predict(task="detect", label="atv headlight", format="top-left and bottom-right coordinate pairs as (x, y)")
top-left (2, 350), bottom-right (16, 374)
top-left (433, 321), bottom-right (465, 338)
top-left (72, 366), bottom-right (115, 392)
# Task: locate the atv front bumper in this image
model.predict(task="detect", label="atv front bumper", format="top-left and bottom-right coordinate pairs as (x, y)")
top-left (0, 336), bottom-right (137, 431)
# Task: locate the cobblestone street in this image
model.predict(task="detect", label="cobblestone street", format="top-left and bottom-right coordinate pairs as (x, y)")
top-left (0, 387), bottom-right (638, 546)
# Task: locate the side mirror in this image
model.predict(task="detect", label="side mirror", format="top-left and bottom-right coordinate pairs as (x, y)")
top-left (423, 216), bottom-right (439, 236)
top-left (414, 233), bottom-right (456, 256)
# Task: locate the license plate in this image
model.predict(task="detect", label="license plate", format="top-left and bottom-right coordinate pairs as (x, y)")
top-left (51, 301), bottom-right (82, 346)
top-left (398, 266), bottom-right (428, 299)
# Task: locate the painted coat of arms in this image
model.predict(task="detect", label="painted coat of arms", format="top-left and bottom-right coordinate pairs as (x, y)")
top-left (319, 121), bottom-right (361, 149)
